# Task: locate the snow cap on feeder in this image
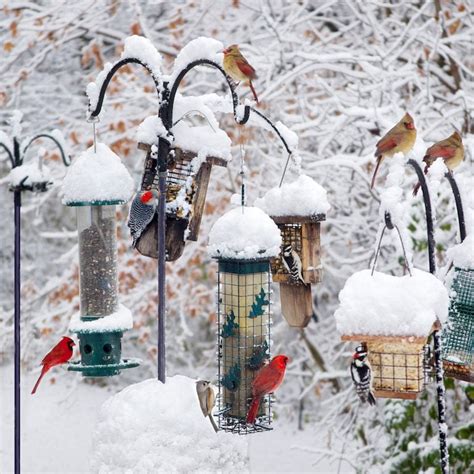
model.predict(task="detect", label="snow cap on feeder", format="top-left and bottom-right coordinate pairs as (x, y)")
top-left (255, 174), bottom-right (328, 328)
top-left (442, 234), bottom-right (474, 382)
top-left (336, 268), bottom-right (449, 399)
top-left (208, 206), bottom-right (279, 433)
top-left (8, 157), bottom-right (53, 193)
top-left (62, 143), bottom-right (138, 376)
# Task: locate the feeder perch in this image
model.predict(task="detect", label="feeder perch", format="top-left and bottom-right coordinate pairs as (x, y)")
top-left (62, 143), bottom-right (139, 376)
top-left (132, 142), bottom-right (227, 262)
top-left (208, 206), bottom-right (281, 434)
top-left (442, 267), bottom-right (474, 382)
top-left (255, 174), bottom-right (329, 328)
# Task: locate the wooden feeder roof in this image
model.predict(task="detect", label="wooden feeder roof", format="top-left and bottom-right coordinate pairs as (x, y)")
top-left (271, 213), bottom-right (326, 225)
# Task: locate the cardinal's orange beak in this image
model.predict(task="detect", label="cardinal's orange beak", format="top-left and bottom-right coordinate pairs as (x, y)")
top-left (222, 48), bottom-right (229, 54)
top-left (406, 122), bottom-right (415, 130)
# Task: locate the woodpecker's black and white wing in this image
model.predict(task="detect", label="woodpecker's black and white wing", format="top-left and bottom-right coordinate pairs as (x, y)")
top-left (350, 361), bottom-right (376, 406)
top-left (281, 245), bottom-right (305, 283)
top-left (127, 192), bottom-right (156, 247)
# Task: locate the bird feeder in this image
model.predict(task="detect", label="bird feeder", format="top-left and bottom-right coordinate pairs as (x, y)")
top-left (208, 206), bottom-right (281, 434)
top-left (335, 268), bottom-right (449, 400)
top-left (62, 143), bottom-right (139, 376)
top-left (442, 265), bottom-right (474, 382)
top-left (255, 175), bottom-right (329, 327)
top-left (131, 115), bottom-right (231, 261)
top-left (8, 157), bottom-right (53, 193)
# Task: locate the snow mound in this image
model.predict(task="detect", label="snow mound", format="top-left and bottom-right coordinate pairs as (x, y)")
top-left (90, 376), bottom-right (249, 473)
top-left (69, 304), bottom-right (133, 334)
top-left (447, 234), bottom-right (474, 270)
top-left (62, 143), bottom-right (134, 205)
top-left (136, 115), bottom-right (171, 144)
top-left (255, 174), bottom-right (329, 217)
top-left (335, 269), bottom-right (449, 337)
top-left (208, 206), bottom-right (281, 260)
top-left (121, 35), bottom-right (162, 80)
top-left (8, 161), bottom-right (52, 187)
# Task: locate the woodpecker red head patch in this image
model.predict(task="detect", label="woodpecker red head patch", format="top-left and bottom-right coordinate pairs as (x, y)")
top-left (140, 190), bottom-right (154, 204)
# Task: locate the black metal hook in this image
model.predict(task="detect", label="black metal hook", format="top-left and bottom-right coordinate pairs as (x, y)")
top-left (444, 171), bottom-right (466, 242)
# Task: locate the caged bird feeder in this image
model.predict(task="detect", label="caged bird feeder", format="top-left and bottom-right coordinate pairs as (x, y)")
top-left (130, 115), bottom-right (231, 262)
top-left (255, 175), bottom-right (329, 327)
top-left (62, 143), bottom-right (140, 376)
top-left (208, 206), bottom-right (282, 434)
top-left (442, 236), bottom-right (474, 382)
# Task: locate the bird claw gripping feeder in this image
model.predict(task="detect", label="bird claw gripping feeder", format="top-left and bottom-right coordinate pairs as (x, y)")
top-left (442, 236), bottom-right (474, 382)
top-left (208, 206), bottom-right (282, 434)
top-left (255, 175), bottom-right (329, 328)
top-left (132, 114), bottom-right (231, 262)
top-left (62, 143), bottom-right (140, 376)
top-left (334, 217), bottom-right (449, 400)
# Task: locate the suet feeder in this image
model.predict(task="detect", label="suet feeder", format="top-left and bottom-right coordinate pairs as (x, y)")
top-left (442, 266), bottom-right (474, 382)
top-left (254, 175), bottom-right (329, 328)
top-left (62, 143), bottom-right (140, 376)
top-left (208, 206), bottom-right (282, 434)
top-left (132, 115), bottom-right (231, 262)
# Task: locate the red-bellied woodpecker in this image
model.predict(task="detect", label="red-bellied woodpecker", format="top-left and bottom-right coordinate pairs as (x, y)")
top-left (128, 189), bottom-right (159, 248)
top-left (350, 346), bottom-right (376, 406)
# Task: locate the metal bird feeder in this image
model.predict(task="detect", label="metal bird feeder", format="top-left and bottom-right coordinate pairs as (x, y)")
top-left (270, 213), bottom-right (325, 327)
top-left (217, 257), bottom-right (273, 434)
top-left (133, 143), bottom-right (227, 262)
top-left (442, 267), bottom-right (474, 382)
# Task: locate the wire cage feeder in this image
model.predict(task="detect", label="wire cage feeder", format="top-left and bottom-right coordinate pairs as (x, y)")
top-left (270, 214), bottom-right (325, 327)
top-left (442, 267), bottom-right (474, 382)
top-left (133, 143), bottom-right (227, 261)
top-left (216, 258), bottom-right (273, 434)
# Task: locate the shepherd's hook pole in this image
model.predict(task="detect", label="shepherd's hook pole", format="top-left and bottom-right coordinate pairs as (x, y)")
top-left (14, 188), bottom-right (21, 474)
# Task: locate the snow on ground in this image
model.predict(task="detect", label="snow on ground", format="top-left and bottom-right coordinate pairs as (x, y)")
top-left (335, 268), bottom-right (449, 337)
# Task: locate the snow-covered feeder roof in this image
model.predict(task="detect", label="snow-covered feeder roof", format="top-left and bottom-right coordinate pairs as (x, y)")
top-left (447, 234), bottom-right (474, 270)
top-left (69, 304), bottom-right (133, 334)
top-left (334, 269), bottom-right (449, 338)
top-left (8, 161), bottom-right (52, 190)
top-left (254, 174), bottom-right (329, 218)
top-left (89, 376), bottom-right (248, 472)
top-left (208, 206), bottom-right (282, 260)
top-left (62, 143), bottom-right (134, 206)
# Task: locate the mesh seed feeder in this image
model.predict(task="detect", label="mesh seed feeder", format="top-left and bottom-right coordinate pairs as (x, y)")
top-left (208, 206), bottom-right (282, 433)
top-left (132, 115), bottom-right (231, 261)
top-left (255, 175), bottom-right (329, 327)
top-left (62, 143), bottom-right (140, 376)
top-left (335, 268), bottom-right (449, 399)
top-left (442, 236), bottom-right (474, 382)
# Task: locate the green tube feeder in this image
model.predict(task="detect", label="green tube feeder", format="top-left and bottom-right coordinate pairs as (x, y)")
top-left (62, 143), bottom-right (140, 377)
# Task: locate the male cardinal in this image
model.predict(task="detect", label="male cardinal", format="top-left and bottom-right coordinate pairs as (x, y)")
top-left (196, 380), bottom-right (218, 432)
top-left (246, 354), bottom-right (289, 424)
top-left (31, 336), bottom-right (75, 394)
top-left (223, 44), bottom-right (259, 103)
top-left (371, 112), bottom-right (417, 189)
top-left (413, 131), bottom-right (464, 196)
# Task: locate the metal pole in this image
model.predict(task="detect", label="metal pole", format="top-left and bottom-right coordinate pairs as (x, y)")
top-left (444, 172), bottom-right (466, 242)
top-left (14, 189), bottom-right (21, 474)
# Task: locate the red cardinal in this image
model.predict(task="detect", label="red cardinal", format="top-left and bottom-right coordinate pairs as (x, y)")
top-left (31, 336), bottom-right (75, 394)
top-left (246, 354), bottom-right (289, 424)
top-left (223, 44), bottom-right (259, 103)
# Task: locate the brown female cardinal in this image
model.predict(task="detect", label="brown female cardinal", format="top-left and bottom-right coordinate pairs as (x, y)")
top-left (31, 336), bottom-right (75, 394)
top-left (413, 131), bottom-right (464, 196)
top-left (371, 113), bottom-right (417, 189)
top-left (223, 44), bottom-right (259, 103)
top-left (246, 354), bottom-right (289, 424)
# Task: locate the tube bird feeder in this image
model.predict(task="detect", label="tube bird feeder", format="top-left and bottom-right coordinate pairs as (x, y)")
top-left (208, 206), bottom-right (281, 433)
top-left (62, 143), bottom-right (140, 376)
top-left (255, 175), bottom-right (329, 327)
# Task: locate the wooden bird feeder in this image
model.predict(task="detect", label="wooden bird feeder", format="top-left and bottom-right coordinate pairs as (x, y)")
top-left (134, 143), bottom-right (227, 261)
top-left (270, 213), bottom-right (325, 327)
top-left (341, 331), bottom-right (433, 399)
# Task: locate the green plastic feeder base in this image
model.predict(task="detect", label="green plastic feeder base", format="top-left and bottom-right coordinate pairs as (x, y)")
top-left (68, 358), bottom-right (141, 377)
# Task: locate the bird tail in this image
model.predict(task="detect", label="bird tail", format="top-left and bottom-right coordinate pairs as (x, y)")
top-left (246, 396), bottom-right (261, 424)
top-left (370, 156), bottom-right (382, 189)
top-left (249, 80), bottom-right (259, 104)
top-left (412, 182), bottom-right (421, 196)
top-left (368, 391), bottom-right (376, 406)
top-left (31, 366), bottom-right (47, 395)
top-left (208, 414), bottom-right (219, 433)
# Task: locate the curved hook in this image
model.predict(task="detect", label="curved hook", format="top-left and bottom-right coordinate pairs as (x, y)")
top-left (22, 133), bottom-right (70, 167)
top-left (166, 59), bottom-right (250, 130)
top-left (0, 141), bottom-right (14, 168)
top-left (444, 172), bottom-right (466, 242)
top-left (408, 159), bottom-right (436, 275)
top-left (88, 58), bottom-right (162, 119)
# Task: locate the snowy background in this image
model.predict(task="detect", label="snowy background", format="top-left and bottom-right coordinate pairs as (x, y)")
top-left (0, 1), bottom-right (473, 473)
